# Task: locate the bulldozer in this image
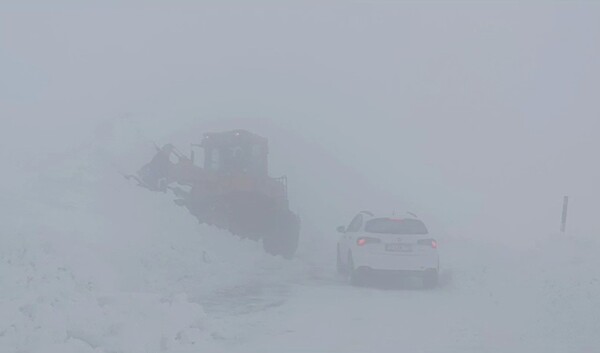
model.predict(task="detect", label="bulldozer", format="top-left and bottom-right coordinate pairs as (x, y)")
top-left (127, 129), bottom-right (300, 258)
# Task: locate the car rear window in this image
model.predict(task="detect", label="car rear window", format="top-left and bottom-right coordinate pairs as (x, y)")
top-left (365, 218), bottom-right (428, 235)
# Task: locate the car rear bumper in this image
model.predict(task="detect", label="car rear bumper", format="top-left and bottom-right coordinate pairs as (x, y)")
top-left (354, 267), bottom-right (436, 277)
top-left (353, 251), bottom-right (439, 272)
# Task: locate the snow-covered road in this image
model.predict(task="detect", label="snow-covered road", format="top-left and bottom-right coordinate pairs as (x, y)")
top-left (201, 236), bottom-right (600, 353)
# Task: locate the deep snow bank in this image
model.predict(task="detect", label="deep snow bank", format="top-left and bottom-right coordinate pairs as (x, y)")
top-left (0, 118), bottom-right (300, 352)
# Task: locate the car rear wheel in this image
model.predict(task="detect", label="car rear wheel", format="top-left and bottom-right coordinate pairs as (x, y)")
top-left (347, 253), bottom-right (365, 286)
top-left (422, 269), bottom-right (438, 289)
top-left (336, 247), bottom-right (347, 275)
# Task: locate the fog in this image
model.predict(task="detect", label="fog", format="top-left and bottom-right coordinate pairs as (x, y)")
top-left (1, 2), bottom-right (599, 352)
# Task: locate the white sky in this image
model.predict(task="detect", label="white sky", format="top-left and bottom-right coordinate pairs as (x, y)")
top-left (2, 2), bottom-right (599, 240)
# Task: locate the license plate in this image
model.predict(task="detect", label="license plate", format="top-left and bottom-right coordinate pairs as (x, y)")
top-left (385, 243), bottom-right (412, 252)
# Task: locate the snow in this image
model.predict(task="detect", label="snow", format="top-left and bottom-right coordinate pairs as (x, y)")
top-left (212, 236), bottom-right (600, 353)
top-left (0, 121), bottom-right (295, 352)
top-left (1, 119), bottom-right (600, 353)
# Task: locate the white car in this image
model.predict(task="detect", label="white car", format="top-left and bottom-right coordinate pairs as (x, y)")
top-left (336, 211), bottom-right (439, 288)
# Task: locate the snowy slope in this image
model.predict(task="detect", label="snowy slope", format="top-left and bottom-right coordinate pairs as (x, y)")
top-left (0, 119), bottom-right (302, 353)
top-left (1, 119), bottom-right (599, 353)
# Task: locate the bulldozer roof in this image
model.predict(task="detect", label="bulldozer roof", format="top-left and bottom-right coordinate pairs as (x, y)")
top-left (201, 129), bottom-right (268, 149)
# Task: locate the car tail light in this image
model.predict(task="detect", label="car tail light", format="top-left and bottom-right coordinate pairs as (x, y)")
top-left (418, 239), bottom-right (438, 249)
top-left (357, 237), bottom-right (381, 246)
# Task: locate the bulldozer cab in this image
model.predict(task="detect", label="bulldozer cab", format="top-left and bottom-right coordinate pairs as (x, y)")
top-left (200, 130), bottom-right (269, 176)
